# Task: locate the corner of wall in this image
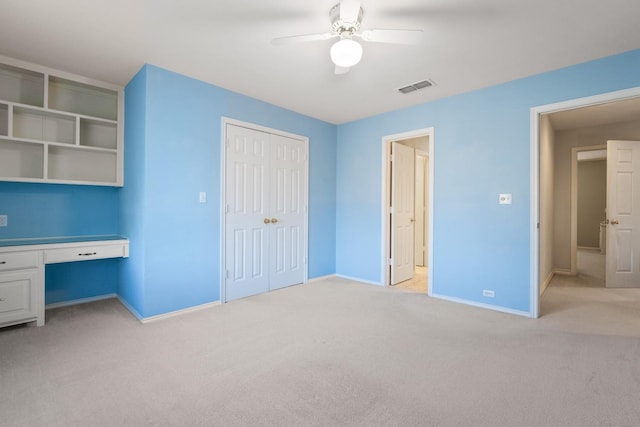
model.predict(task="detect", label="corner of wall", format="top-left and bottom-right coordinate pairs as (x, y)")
top-left (118, 65), bottom-right (149, 316)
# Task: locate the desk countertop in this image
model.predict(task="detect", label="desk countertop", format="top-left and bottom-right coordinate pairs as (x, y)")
top-left (0, 235), bottom-right (128, 248)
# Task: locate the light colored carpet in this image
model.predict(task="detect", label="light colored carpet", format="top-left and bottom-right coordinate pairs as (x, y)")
top-left (1, 276), bottom-right (639, 426)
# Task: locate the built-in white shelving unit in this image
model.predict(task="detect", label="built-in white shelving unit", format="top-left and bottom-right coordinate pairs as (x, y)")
top-left (0, 57), bottom-right (123, 186)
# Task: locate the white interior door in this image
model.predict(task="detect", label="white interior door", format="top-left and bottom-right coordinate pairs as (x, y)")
top-left (391, 142), bottom-right (415, 284)
top-left (225, 125), bottom-right (270, 300)
top-left (268, 134), bottom-right (306, 291)
top-left (606, 140), bottom-right (640, 288)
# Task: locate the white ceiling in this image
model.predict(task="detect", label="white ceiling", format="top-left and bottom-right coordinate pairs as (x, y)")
top-left (1, 0), bottom-right (639, 124)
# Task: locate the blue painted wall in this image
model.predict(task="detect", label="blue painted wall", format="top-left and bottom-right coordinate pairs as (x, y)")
top-left (0, 183), bottom-right (119, 239)
top-left (335, 49), bottom-right (640, 314)
top-left (121, 65), bottom-right (337, 318)
top-left (0, 183), bottom-right (120, 303)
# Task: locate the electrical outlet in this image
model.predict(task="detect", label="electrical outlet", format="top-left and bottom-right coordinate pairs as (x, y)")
top-left (499, 193), bottom-right (512, 205)
top-left (482, 289), bottom-right (495, 298)
top-left (0, 215), bottom-right (7, 227)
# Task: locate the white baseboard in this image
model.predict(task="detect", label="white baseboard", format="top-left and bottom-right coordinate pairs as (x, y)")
top-left (335, 274), bottom-right (384, 286)
top-left (116, 296), bottom-right (144, 321)
top-left (307, 274), bottom-right (336, 283)
top-left (45, 293), bottom-right (118, 310)
top-left (430, 293), bottom-right (532, 318)
top-left (117, 296), bottom-right (221, 324)
top-left (553, 268), bottom-right (573, 276)
top-left (540, 271), bottom-right (555, 295)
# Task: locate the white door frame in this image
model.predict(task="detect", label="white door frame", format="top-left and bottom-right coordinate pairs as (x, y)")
top-left (529, 87), bottom-right (640, 318)
top-left (381, 127), bottom-right (435, 292)
top-left (220, 117), bottom-right (309, 303)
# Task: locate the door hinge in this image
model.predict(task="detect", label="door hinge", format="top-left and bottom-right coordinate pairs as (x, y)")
top-left (226, 269), bottom-right (230, 279)
top-left (389, 258), bottom-right (393, 266)
top-left (390, 154), bottom-right (394, 162)
top-left (389, 206), bottom-right (394, 214)
top-left (226, 204), bottom-right (230, 213)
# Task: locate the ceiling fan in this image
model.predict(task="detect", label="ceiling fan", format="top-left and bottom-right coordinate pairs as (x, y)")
top-left (271, 0), bottom-right (423, 75)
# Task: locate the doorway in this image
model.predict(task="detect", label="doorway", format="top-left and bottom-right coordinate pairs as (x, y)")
top-left (530, 88), bottom-right (640, 317)
top-left (381, 128), bottom-right (434, 294)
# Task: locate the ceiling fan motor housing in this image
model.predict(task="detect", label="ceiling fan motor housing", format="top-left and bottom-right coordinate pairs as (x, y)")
top-left (330, 3), bottom-right (364, 36)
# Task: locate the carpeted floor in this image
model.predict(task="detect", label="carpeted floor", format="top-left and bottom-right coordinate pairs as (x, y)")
top-left (1, 274), bottom-right (639, 426)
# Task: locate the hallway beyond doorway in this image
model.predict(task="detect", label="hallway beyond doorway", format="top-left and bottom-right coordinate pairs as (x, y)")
top-left (392, 266), bottom-right (427, 293)
top-left (549, 248), bottom-right (605, 288)
top-left (540, 248), bottom-right (640, 328)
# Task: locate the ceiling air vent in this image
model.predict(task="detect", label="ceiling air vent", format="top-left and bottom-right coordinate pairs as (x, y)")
top-left (398, 79), bottom-right (435, 94)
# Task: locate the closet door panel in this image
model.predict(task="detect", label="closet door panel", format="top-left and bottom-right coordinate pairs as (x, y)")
top-left (268, 134), bottom-right (306, 291)
top-left (225, 125), bottom-right (270, 300)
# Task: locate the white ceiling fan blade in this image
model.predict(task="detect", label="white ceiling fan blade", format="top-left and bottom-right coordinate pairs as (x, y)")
top-left (360, 29), bottom-right (424, 45)
top-left (340, 0), bottom-right (362, 23)
top-left (271, 33), bottom-right (335, 46)
top-left (334, 65), bottom-right (350, 75)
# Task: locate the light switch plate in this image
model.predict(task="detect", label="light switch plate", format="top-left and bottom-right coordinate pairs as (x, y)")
top-left (499, 194), bottom-right (512, 205)
top-left (0, 215), bottom-right (7, 227)
top-left (199, 192), bottom-right (207, 203)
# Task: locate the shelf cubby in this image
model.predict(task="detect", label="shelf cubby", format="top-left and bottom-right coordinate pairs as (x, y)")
top-left (13, 106), bottom-right (76, 144)
top-left (48, 76), bottom-right (118, 121)
top-left (0, 103), bottom-right (7, 136)
top-left (0, 63), bottom-right (44, 107)
top-left (80, 117), bottom-right (117, 150)
top-left (48, 146), bottom-right (117, 183)
top-left (0, 138), bottom-right (44, 179)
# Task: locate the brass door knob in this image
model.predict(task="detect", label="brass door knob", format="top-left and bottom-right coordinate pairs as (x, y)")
top-left (271, 218), bottom-right (278, 223)
top-left (610, 219), bottom-right (619, 225)
top-left (264, 218), bottom-right (271, 224)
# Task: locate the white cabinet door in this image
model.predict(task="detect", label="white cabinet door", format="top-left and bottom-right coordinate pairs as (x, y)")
top-left (225, 124), bottom-right (307, 301)
top-left (606, 140), bottom-right (640, 288)
top-left (0, 270), bottom-right (38, 327)
top-left (391, 142), bottom-right (415, 285)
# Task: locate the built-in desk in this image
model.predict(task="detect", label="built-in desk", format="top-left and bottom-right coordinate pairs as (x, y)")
top-left (0, 235), bottom-right (129, 328)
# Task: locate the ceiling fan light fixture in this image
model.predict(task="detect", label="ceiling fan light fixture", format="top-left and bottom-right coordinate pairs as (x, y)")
top-left (330, 38), bottom-right (363, 68)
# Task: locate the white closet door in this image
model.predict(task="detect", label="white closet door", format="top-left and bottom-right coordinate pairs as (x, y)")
top-left (269, 134), bottom-right (307, 290)
top-left (225, 125), bottom-right (270, 301)
top-left (225, 124), bottom-right (307, 301)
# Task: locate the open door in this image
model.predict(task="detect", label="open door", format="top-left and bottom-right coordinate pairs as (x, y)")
top-left (390, 142), bottom-right (415, 284)
top-left (606, 140), bottom-right (640, 287)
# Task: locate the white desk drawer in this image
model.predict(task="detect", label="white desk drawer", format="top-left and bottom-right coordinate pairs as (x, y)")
top-left (44, 244), bottom-right (127, 264)
top-left (0, 252), bottom-right (39, 271)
